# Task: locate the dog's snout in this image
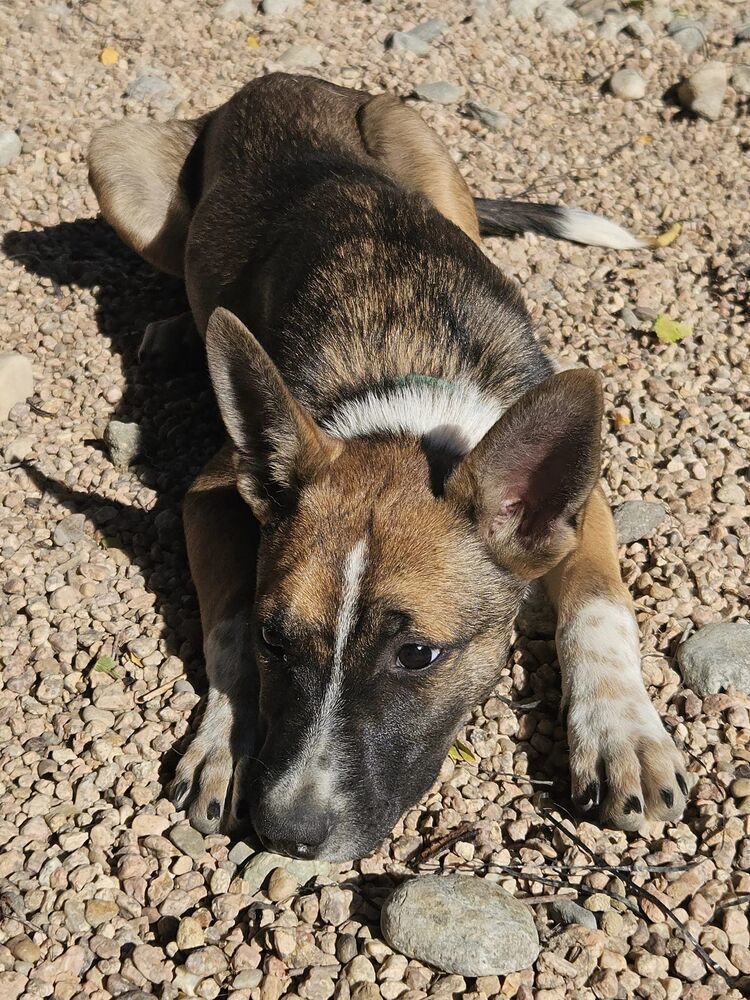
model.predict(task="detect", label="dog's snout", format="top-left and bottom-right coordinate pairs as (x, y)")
top-left (253, 799), bottom-right (333, 859)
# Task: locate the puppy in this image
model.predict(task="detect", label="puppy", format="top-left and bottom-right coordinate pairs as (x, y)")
top-left (88, 73), bottom-right (687, 860)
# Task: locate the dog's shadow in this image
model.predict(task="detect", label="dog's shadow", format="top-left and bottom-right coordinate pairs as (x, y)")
top-left (3, 219), bottom-right (227, 782)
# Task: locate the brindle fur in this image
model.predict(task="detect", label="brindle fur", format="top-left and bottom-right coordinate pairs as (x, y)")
top-left (89, 73), bottom-right (687, 857)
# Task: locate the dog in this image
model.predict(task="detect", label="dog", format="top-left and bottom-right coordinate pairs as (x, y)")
top-left (88, 73), bottom-right (688, 861)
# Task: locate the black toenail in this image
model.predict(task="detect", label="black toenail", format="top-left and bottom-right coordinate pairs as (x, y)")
top-left (624, 795), bottom-right (643, 815)
top-left (207, 799), bottom-right (221, 821)
top-left (576, 780), bottom-right (600, 810)
top-left (676, 773), bottom-right (688, 796)
top-left (173, 780), bottom-right (188, 804)
top-left (661, 788), bottom-right (674, 809)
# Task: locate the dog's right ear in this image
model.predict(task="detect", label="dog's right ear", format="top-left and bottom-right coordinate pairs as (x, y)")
top-left (206, 308), bottom-right (342, 524)
top-left (88, 116), bottom-right (208, 276)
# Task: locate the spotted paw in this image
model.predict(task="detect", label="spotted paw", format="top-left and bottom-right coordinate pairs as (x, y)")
top-left (567, 690), bottom-right (688, 831)
top-left (171, 690), bottom-right (234, 834)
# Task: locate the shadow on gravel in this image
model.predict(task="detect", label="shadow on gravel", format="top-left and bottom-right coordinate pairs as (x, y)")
top-left (3, 219), bottom-right (226, 776)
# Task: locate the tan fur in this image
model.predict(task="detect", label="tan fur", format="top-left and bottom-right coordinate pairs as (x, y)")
top-left (88, 118), bottom-right (204, 276)
top-left (358, 94), bottom-right (481, 243)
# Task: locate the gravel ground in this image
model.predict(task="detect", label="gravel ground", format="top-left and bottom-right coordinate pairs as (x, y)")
top-left (1, 1), bottom-right (749, 999)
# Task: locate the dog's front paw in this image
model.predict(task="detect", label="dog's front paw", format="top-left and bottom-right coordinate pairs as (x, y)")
top-left (171, 691), bottom-right (235, 835)
top-left (567, 690), bottom-right (688, 831)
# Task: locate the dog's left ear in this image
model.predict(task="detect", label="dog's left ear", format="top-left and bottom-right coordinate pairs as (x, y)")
top-left (206, 308), bottom-right (341, 523)
top-left (446, 369), bottom-right (603, 579)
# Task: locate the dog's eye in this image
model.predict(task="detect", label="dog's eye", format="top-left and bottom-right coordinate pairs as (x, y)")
top-left (396, 643), bottom-right (443, 670)
top-left (260, 625), bottom-right (286, 657)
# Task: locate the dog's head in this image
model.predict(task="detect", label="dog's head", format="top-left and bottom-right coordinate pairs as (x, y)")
top-left (207, 308), bottom-right (603, 860)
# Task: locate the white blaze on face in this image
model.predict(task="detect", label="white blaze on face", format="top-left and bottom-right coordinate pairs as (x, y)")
top-left (268, 537), bottom-right (368, 807)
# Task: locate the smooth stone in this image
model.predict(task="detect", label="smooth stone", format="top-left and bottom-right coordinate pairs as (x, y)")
top-left (508, 0), bottom-right (539, 19)
top-left (228, 840), bottom-right (255, 866)
top-left (409, 18), bottom-right (448, 43)
top-left (732, 66), bottom-right (750, 96)
top-left (262, 0), bottom-right (303, 13)
top-left (176, 916), bottom-right (205, 951)
top-left (168, 824), bottom-right (207, 860)
top-left (537, 1), bottom-right (579, 34)
top-left (104, 420), bottom-right (142, 467)
top-left (4, 434), bottom-right (34, 464)
top-left (413, 81), bottom-right (464, 104)
top-left (0, 352), bottom-right (33, 421)
top-left (609, 68), bottom-right (647, 101)
top-left (678, 61), bottom-right (728, 122)
top-left (53, 513), bottom-right (86, 547)
top-left (613, 500), bottom-right (668, 544)
top-left (126, 72), bottom-right (173, 101)
top-left (549, 899), bottom-right (598, 930)
top-left (462, 100), bottom-right (509, 130)
top-left (0, 129), bottom-right (22, 168)
top-left (278, 44), bottom-right (323, 68)
top-left (380, 875), bottom-right (539, 976)
top-left (676, 622), bottom-right (750, 696)
top-left (386, 31), bottom-right (430, 55)
top-left (215, 0), bottom-right (253, 17)
top-left (239, 850), bottom-right (331, 894)
top-left (668, 16), bottom-right (711, 56)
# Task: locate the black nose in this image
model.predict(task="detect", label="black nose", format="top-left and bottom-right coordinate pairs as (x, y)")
top-left (253, 802), bottom-right (332, 859)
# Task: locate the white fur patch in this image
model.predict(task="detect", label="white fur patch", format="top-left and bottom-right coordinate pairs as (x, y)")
top-left (323, 380), bottom-right (504, 455)
top-left (556, 207), bottom-right (646, 250)
top-left (267, 538), bottom-right (369, 808)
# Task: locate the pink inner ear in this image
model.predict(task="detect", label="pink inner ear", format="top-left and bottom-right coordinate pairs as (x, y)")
top-left (489, 497), bottom-right (523, 536)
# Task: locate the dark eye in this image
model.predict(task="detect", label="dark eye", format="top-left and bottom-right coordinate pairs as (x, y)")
top-left (396, 643), bottom-right (443, 671)
top-left (260, 625), bottom-right (286, 658)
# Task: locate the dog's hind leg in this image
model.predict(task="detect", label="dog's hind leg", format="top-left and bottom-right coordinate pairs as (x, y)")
top-left (545, 486), bottom-right (688, 830)
top-left (174, 445), bottom-right (260, 834)
top-left (358, 95), bottom-right (481, 244)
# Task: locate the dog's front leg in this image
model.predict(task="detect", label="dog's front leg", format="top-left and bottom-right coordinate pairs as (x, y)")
top-left (173, 445), bottom-right (260, 834)
top-left (545, 487), bottom-right (688, 829)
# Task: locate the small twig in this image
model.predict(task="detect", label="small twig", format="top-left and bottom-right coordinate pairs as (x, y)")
top-left (138, 678), bottom-right (177, 704)
top-left (409, 821), bottom-right (476, 868)
top-left (29, 400), bottom-right (55, 417)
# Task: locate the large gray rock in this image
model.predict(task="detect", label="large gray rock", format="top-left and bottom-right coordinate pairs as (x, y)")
top-left (676, 621), bottom-right (750, 696)
top-left (381, 875), bottom-right (539, 976)
top-left (238, 850), bottom-right (331, 894)
top-left (463, 100), bottom-right (509, 130)
top-left (537, 1), bottom-right (578, 34)
top-left (413, 81), bottom-right (464, 105)
top-left (668, 16), bottom-right (711, 56)
top-left (0, 129), bottom-right (22, 168)
top-left (409, 18), bottom-right (448, 43)
top-left (0, 352), bottom-right (33, 421)
top-left (104, 420), bottom-right (142, 468)
top-left (613, 500), bottom-right (668, 544)
top-left (678, 62), bottom-right (728, 122)
top-left (278, 44), bottom-right (323, 68)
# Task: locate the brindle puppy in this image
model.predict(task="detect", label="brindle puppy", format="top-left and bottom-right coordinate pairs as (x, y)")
top-left (89, 73), bottom-right (687, 860)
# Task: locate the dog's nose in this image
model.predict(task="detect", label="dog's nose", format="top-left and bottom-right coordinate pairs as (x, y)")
top-left (253, 804), bottom-right (332, 859)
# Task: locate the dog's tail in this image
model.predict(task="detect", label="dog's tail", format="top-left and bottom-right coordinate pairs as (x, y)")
top-left (474, 198), bottom-right (646, 250)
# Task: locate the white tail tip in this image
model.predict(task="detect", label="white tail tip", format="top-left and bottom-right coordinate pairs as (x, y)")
top-left (557, 207), bottom-right (647, 250)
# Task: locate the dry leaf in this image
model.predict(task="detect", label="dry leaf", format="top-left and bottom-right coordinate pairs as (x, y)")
top-left (246, 34), bottom-right (260, 49)
top-left (100, 47), bottom-right (119, 66)
top-left (637, 133), bottom-right (654, 145)
top-left (652, 223), bottom-right (682, 248)
top-left (654, 314), bottom-right (692, 344)
top-left (449, 739), bottom-right (479, 765)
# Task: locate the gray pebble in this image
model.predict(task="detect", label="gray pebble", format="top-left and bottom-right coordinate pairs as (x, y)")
top-left (678, 61), bottom-right (728, 122)
top-left (508, 0), bottom-right (539, 20)
top-left (4, 434), bottom-right (34, 464)
top-left (676, 621), bottom-right (750, 696)
top-left (53, 513), bottom-right (86, 547)
top-left (386, 31), bottom-right (431, 56)
top-left (668, 17), bottom-right (711, 56)
top-left (613, 500), bottom-right (668, 544)
top-left (126, 71), bottom-right (173, 101)
top-left (104, 420), bottom-right (142, 467)
top-left (609, 68), bottom-right (647, 101)
top-left (0, 129), bottom-right (22, 168)
top-left (548, 899), bottom-right (598, 930)
top-left (0, 352), bottom-right (33, 421)
top-left (215, 0), bottom-right (253, 17)
top-left (413, 81), bottom-right (464, 104)
top-left (262, 0), bottom-right (303, 13)
top-left (537, 2), bottom-right (579, 35)
top-left (278, 44), bottom-right (323, 68)
top-left (462, 100), bottom-right (509, 130)
top-left (409, 18), bottom-right (448, 43)
top-left (381, 874), bottom-right (539, 976)
top-left (619, 307), bottom-right (641, 330)
top-left (239, 850), bottom-right (330, 894)
top-left (168, 824), bottom-right (208, 860)
top-left (228, 840), bottom-right (255, 866)
top-left (732, 66), bottom-right (750, 96)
